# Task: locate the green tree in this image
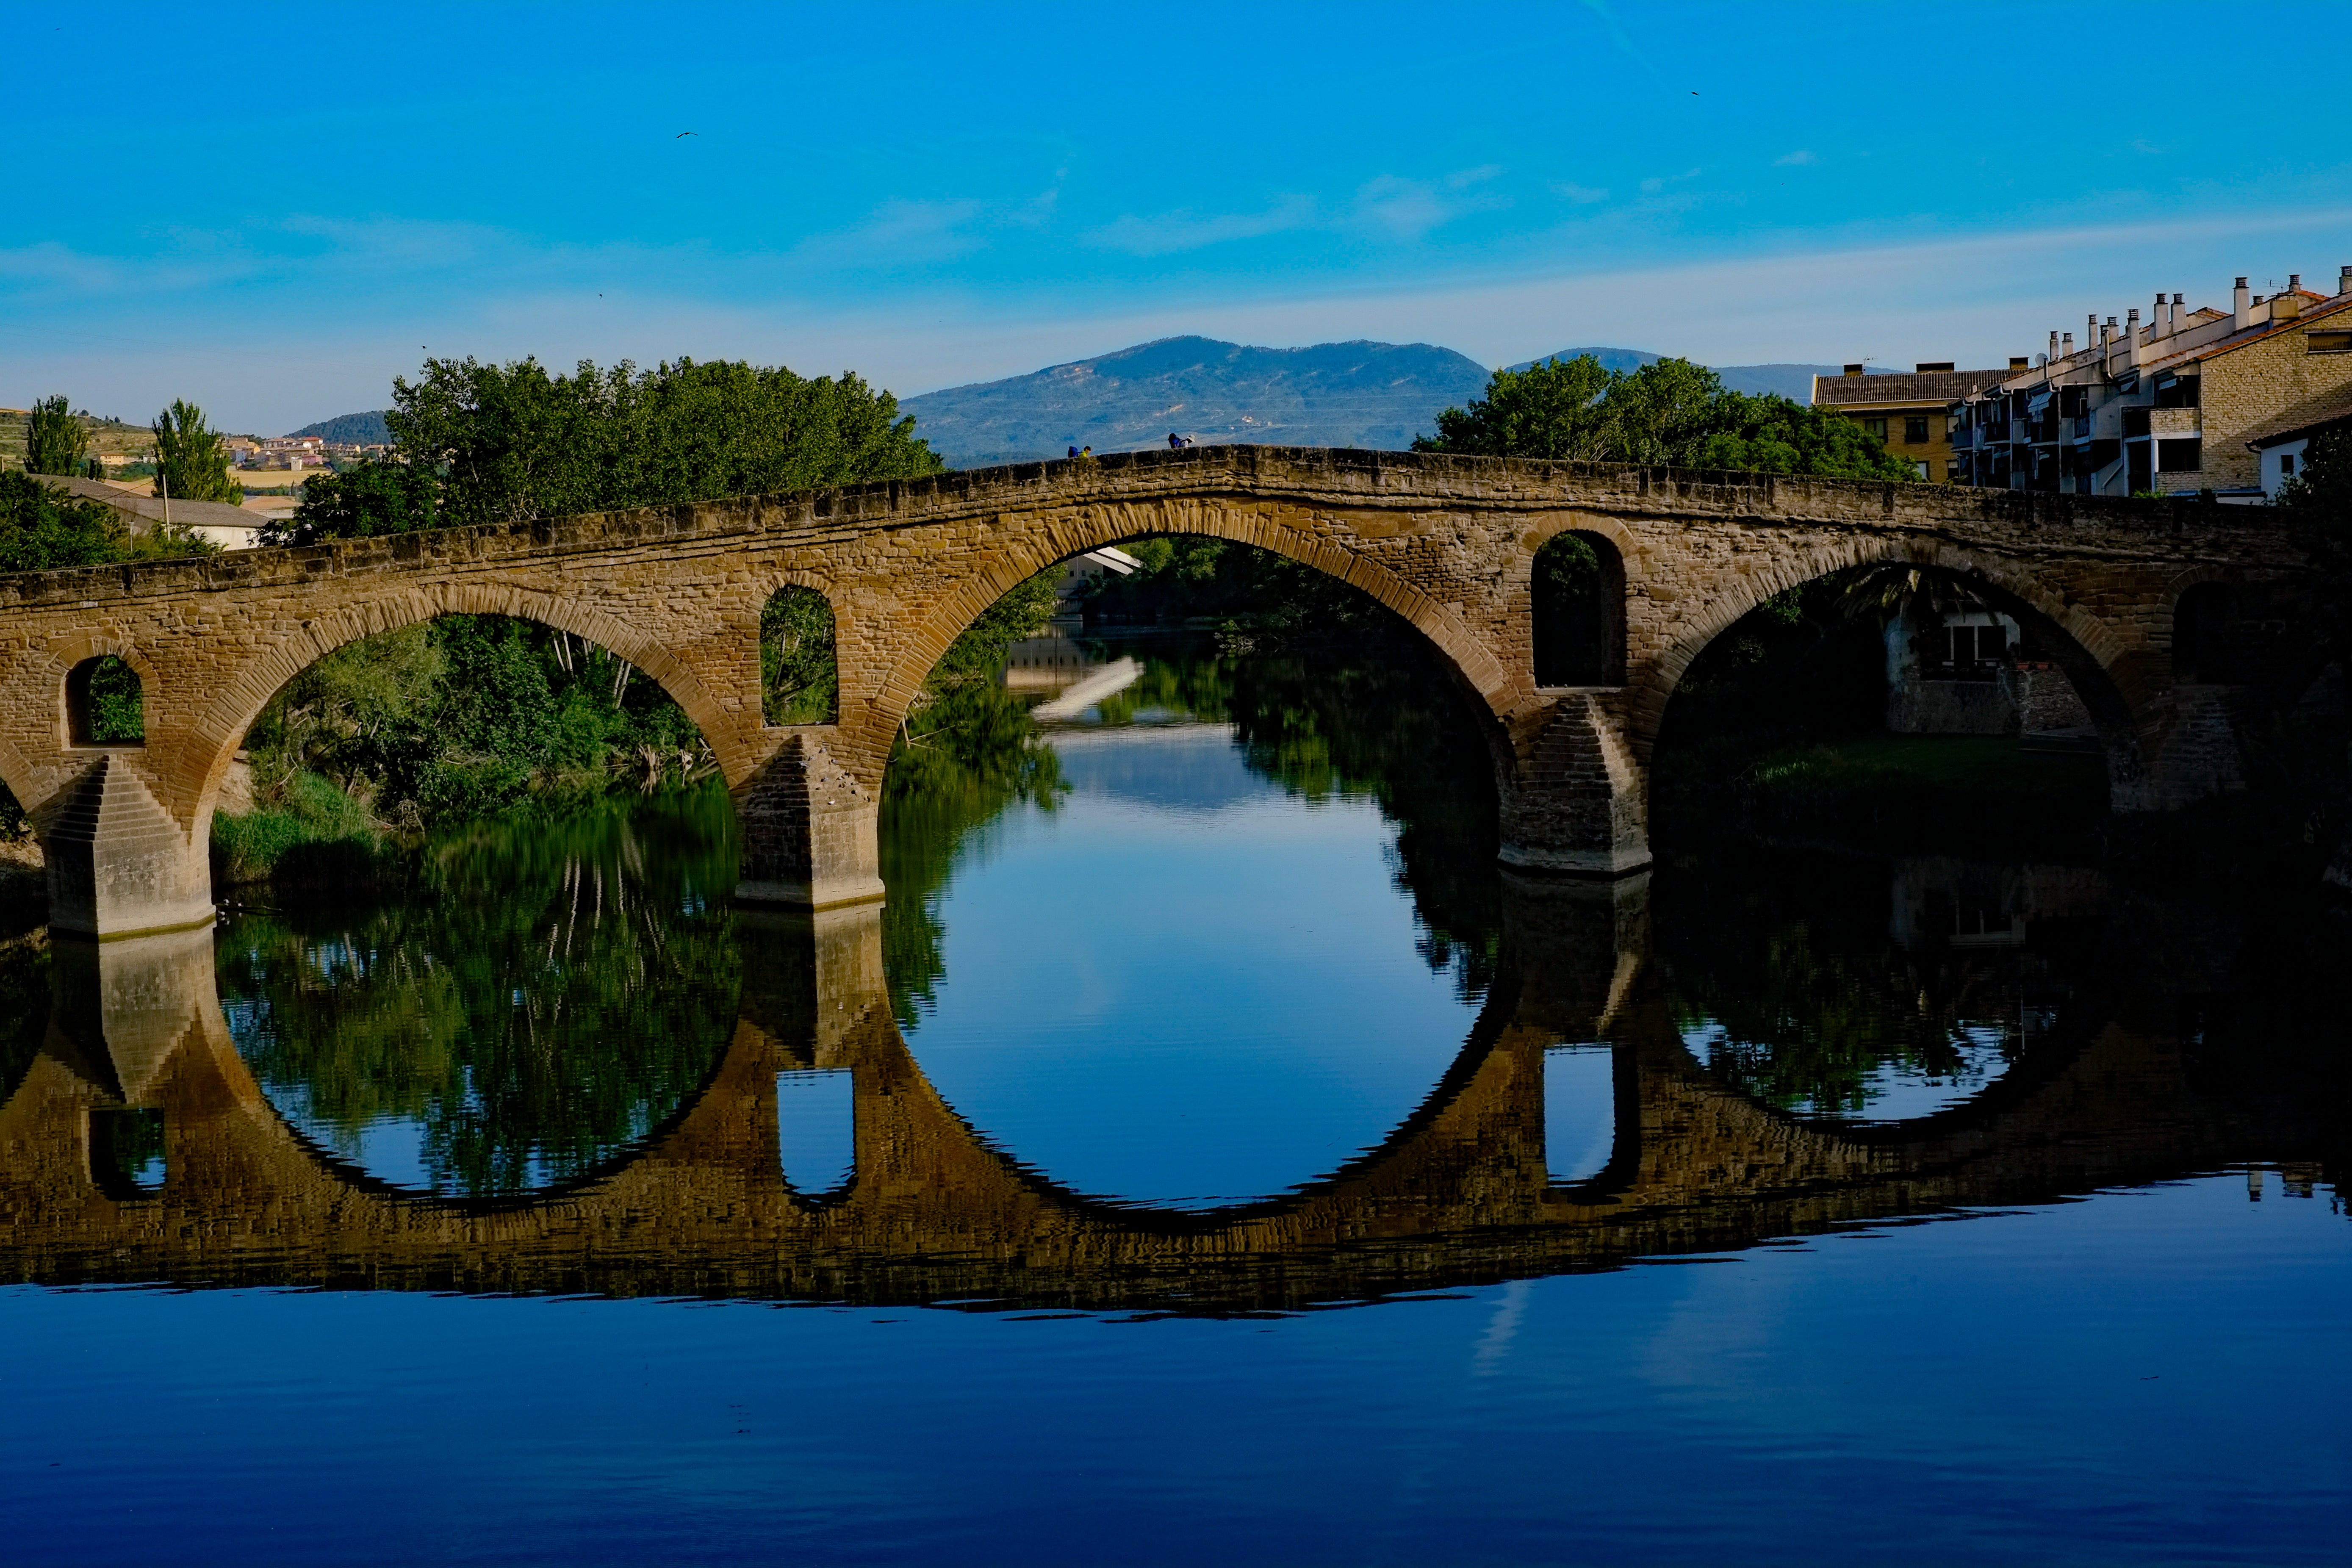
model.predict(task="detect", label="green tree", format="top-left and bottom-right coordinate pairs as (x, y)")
top-left (1416, 354), bottom-right (1616, 460)
top-left (1417, 354), bottom-right (1914, 481)
top-left (269, 458), bottom-right (438, 547)
top-left (388, 354), bottom-right (944, 528)
top-left (0, 470), bottom-right (134, 571)
top-left (0, 471), bottom-right (219, 573)
top-left (151, 399), bottom-right (241, 503)
top-left (23, 396), bottom-right (86, 476)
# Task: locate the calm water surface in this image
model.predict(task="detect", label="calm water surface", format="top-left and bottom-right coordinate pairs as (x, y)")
top-left (2, 632), bottom-right (2346, 1564)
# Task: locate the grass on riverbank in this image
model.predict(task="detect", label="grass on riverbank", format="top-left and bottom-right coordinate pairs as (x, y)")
top-left (1657, 733), bottom-right (2112, 858)
top-left (211, 771), bottom-right (397, 889)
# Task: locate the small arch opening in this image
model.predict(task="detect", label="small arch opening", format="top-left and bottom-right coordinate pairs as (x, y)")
top-left (66, 656), bottom-right (144, 746)
top-left (1531, 532), bottom-right (1625, 686)
top-left (762, 585), bottom-right (838, 725)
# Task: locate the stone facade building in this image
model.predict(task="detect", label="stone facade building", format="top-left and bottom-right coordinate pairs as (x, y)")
top-left (1812, 363), bottom-right (2014, 482)
top-left (1953, 266), bottom-right (2352, 498)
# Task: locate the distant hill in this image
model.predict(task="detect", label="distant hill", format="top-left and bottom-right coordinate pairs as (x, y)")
top-left (288, 410), bottom-right (391, 444)
top-left (900, 337), bottom-right (1493, 468)
top-left (904, 338), bottom-right (1898, 468)
top-left (1511, 349), bottom-right (1892, 403)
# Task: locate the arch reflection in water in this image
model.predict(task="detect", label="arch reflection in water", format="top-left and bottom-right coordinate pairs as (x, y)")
top-left (1658, 849), bottom-right (2096, 1126)
top-left (2, 835), bottom-right (2341, 1315)
top-left (216, 788), bottom-right (742, 1197)
top-left (776, 1069), bottom-right (854, 1195)
top-left (884, 636), bottom-right (1496, 1211)
top-left (1543, 1046), bottom-right (1615, 1185)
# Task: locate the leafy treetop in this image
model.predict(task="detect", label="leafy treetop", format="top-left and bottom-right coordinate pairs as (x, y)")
top-left (1414, 355), bottom-right (1916, 481)
top-left (386, 355), bottom-right (945, 529)
top-left (23, 396), bottom-right (86, 477)
top-left (151, 399), bottom-right (241, 503)
top-left (0, 470), bottom-right (218, 574)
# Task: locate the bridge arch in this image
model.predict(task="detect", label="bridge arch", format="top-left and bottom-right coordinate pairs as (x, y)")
top-left (1630, 535), bottom-right (2150, 807)
top-left (183, 581), bottom-right (748, 840)
top-left (855, 499), bottom-right (1518, 771)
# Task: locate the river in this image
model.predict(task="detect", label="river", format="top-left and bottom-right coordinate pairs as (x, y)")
top-left (2, 630), bottom-right (2346, 1564)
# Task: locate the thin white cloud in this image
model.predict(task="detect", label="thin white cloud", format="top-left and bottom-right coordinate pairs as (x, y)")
top-left (1551, 183), bottom-right (1611, 205)
top-left (1352, 170), bottom-right (1509, 241)
top-left (1773, 150), bottom-right (1817, 166)
top-left (1576, 0), bottom-right (1664, 84)
top-left (1087, 197), bottom-right (1319, 257)
top-left (790, 197), bottom-right (991, 266)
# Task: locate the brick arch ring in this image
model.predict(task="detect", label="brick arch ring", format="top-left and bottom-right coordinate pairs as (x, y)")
top-left (849, 500), bottom-right (1517, 772)
top-left (1623, 535), bottom-right (2146, 769)
top-left (180, 581), bottom-right (749, 837)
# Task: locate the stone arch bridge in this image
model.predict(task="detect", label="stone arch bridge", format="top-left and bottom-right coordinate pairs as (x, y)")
top-left (0, 445), bottom-right (2310, 936)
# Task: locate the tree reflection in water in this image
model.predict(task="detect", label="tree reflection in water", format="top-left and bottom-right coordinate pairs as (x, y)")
top-left (1656, 848), bottom-right (2085, 1121)
top-left (217, 786), bottom-right (742, 1196)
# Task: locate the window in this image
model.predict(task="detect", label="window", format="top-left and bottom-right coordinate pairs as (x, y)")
top-left (2157, 438), bottom-right (2203, 473)
top-left (1914, 460), bottom-right (1931, 480)
top-left (2153, 373), bottom-right (2200, 409)
top-left (2308, 332), bottom-right (2352, 354)
top-left (1946, 624), bottom-right (2007, 668)
top-left (1862, 416), bottom-right (1888, 440)
top-left (65, 656), bottom-right (143, 746)
top-left (2281, 452), bottom-right (2298, 477)
top-left (1903, 415), bottom-right (1931, 444)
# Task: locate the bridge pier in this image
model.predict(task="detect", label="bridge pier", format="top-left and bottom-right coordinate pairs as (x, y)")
top-left (37, 755), bottom-right (216, 939)
top-left (731, 733), bottom-right (886, 911)
top-left (1496, 695), bottom-right (1652, 876)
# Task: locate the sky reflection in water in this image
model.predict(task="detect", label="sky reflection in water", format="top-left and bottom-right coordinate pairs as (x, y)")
top-left (900, 722), bottom-right (1484, 1208)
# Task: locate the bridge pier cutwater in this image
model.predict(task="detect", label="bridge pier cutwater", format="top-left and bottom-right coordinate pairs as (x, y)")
top-left (0, 447), bottom-right (2314, 934)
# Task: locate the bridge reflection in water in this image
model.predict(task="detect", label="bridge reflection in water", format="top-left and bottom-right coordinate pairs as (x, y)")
top-left (0, 867), bottom-right (2328, 1311)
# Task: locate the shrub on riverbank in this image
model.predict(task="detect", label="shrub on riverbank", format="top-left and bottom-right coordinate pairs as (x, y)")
top-left (1655, 734), bottom-right (2109, 858)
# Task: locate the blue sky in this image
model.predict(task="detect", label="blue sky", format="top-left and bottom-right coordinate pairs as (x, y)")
top-left (8, 0), bottom-right (2350, 434)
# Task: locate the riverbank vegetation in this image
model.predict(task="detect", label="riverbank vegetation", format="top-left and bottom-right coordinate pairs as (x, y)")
top-left (210, 351), bottom-right (996, 888)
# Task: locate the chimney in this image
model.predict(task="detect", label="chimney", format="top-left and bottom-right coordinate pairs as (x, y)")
top-left (2008, 356), bottom-right (2030, 371)
top-left (2049, 330), bottom-right (2061, 362)
top-left (2340, 265), bottom-right (2352, 297)
top-left (2289, 273), bottom-right (2302, 294)
top-left (2061, 332), bottom-right (2075, 357)
top-left (2172, 292), bottom-right (2185, 326)
top-left (2155, 291), bottom-right (2169, 336)
top-left (1915, 361), bottom-right (1954, 373)
top-left (1843, 363), bottom-right (1864, 377)
top-left (2234, 276), bottom-right (2252, 330)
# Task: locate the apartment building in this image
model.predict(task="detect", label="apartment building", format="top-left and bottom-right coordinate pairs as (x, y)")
top-left (1812, 362), bottom-right (2014, 481)
top-left (1952, 267), bottom-right (2352, 499)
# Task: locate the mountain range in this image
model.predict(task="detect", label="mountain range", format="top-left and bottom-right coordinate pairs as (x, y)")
top-left (288, 340), bottom-right (1881, 470)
